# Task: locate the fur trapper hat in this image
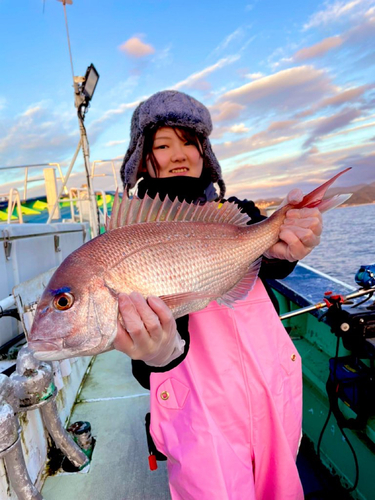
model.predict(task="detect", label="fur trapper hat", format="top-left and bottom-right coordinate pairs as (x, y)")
top-left (120, 90), bottom-right (226, 198)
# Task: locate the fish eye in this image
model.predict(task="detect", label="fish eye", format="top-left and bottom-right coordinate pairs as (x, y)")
top-left (53, 292), bottom-right (74, 311)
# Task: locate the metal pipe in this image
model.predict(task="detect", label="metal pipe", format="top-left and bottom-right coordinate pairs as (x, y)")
top-left (49, 162), bottom-right (69, 195)
top-left (0, 164), bottom-right (52, 171)
top-left (0, 295), bottom-right (16, 311)
top-left (91, 159), bottom-right (120, 190)
top-left (41, 399), bottom-right (89, 469)
top-left (3, 440), bottom-right (44, 500)
top-left (11, 347), bottom-right (89, 469)
top-left (23, 167), bottom-right (29, 201)
top-left (0, 404), bottom-right (43, 500)
top-left (7, 188), bottom-right (23, 224)
top-left (46, 139), bottom-right (82, 224)
top-left (280, 286), bottom-right (375, 321)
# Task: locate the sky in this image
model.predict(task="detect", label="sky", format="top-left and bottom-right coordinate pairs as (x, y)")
top-left (0, 0), bottom-right (374, 201)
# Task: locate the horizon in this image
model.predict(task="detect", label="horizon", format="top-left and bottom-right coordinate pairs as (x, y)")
top-left (0, 0), bottom-right (374, 201)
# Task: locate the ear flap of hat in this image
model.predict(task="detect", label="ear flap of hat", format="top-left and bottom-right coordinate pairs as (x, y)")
top-left (201, 137), bottom-right (226, 198)
top-left (120, 134), bottom-right (145, 189)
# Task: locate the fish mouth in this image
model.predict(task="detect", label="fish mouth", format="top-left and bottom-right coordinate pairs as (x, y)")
top-left (28, 340), bottom-right (64, 361)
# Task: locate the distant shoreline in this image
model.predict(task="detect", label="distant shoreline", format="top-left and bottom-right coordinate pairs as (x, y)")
top-left (340, 202), bottom-right (375, 208)
top-left (259, 200), bottom-right (375, 216)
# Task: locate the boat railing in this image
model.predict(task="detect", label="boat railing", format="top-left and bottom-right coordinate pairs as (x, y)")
top-left (67, 187), bottom-right (108, 226)
top-left (0, 159), bottom-right (119, 234)
top-left (91, 158), bottom-right (122, 191)
top-left (5, 188), bottom-right (24, 224)
top-left (0, 163), bottom-right (67, 202)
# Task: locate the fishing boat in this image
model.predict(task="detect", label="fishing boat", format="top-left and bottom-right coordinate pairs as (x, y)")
top-left (1, 3), bottom-right (375, 499)
top-left (1, 154), bottom-right (375, 500)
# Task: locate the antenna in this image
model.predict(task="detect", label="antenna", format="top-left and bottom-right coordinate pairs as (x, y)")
top-left (54, 0), bottom-right (101, 236)
top-left (58, 0), bottom-right (75, 83)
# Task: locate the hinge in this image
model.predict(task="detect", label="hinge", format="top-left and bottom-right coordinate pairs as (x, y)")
top-left (54, 235), bottom-right (61, 252)
top-left (3, 230), bottom-right (12, 260)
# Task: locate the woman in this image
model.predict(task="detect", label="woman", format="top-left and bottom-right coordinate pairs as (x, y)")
top-left (114, 90), bottom-right (322, 499)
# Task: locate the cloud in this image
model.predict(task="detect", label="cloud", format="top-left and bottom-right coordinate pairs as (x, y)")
top-left (229, 123), bottom-right (250, 134)
top-left (211, 27), bottom-right (245, 56)
top-left (343, 10), bottom-right (375, 43)
top-left (303, 107), bottom-right (362, 147)
top-left (321, 85), bottom-right (372, 107)
top-left (212, 120), bottom-right (302, 160)
top-left (295, 84), bottom-right (372, 117)
top-left (0, 102), bottom-right (79, 168)
top-left (293, 35), bottom-right (344, 61)
top-left (245, 72), bottom-right (265, 80)
top-left (152, 45), bottom-right (173, 67)
top-left (119, 36), bottom-right (155, 58)
top-left (320, 117), bottom-right (375, 139)
top-left (104, 140), bottom-right (128, 148)
top-left (267, 120), bottom-right (299, 132)
top-left (89, 99), bottom-right (141, 137)
top-left (211, 66), bottom-right (334, 123)
top-left (303, 0), bottom-right (372, 30)
top-left (210, 101), bottom-right (246, 123)
top-left (222, 142), bottom-right (375, 200)
top-left (172, 55), bottom-right (240, 91)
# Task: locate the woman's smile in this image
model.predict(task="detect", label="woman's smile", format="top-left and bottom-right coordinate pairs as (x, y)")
top-left (169, 167), bottom-right (189, 174)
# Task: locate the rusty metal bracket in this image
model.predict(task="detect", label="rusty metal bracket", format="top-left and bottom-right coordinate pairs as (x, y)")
top-left (54, 234), bottom-right (61, 252)
top-left (2, 230), bottom-right (12, 260)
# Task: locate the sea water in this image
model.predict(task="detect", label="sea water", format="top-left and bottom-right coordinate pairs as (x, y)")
top-left (302, 204), bottom-right (375, 287)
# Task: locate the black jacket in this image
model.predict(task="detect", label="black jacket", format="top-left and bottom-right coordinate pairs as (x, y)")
top-left (132, 196), bottom-right (297, 389)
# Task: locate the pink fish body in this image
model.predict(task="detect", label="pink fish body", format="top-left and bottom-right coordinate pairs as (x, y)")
top-left (28, 169), bottom-right (351, 360)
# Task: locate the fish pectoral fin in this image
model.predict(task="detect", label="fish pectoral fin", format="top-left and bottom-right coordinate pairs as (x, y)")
top-left (217, 257), bottom-right (262, 308)
top-left (159, 291), bottom-right (217, 308)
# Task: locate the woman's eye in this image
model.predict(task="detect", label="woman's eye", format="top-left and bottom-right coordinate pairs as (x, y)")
top-left (155, 144), bottom-right (167, 149)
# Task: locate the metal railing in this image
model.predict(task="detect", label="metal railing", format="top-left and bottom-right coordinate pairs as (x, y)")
top-left (0, 163), bottom-right (66, 202)
top-left (5, 188), bottom-right (23, 224)
top-left (0, 158), bottom-right (120, 233)
top-left (91, 158), bottom-right (122, 191)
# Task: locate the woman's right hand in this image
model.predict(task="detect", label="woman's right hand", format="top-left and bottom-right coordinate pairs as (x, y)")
top-left (113, 292), bottom-right (185, 367)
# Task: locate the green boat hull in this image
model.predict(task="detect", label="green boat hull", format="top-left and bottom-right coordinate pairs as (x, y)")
top-left (271, 267), bottom-right (375, 500)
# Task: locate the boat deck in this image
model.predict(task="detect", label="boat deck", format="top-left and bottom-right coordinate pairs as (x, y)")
top-left (42, 351), bottom-right (171, 500)
top-left (41, 349), bottom-right (354, 500)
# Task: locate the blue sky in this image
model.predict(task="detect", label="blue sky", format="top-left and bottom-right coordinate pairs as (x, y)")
top-left (0, 0), bottom-right (374, 200)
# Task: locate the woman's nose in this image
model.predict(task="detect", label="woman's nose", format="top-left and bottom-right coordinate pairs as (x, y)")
top-left (171, 144), bottom-right (187, 162)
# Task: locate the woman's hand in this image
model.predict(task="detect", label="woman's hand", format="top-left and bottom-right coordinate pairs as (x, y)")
top-left (113, 292), bottom-right (185, 367)
top-left (264, 188), bottom-right (323, 262)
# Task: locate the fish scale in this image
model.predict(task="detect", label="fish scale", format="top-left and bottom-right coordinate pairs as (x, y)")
top-left (27, 168), bottom-right (352, 360)
top-left (102, 221), bottom-right (255, 317)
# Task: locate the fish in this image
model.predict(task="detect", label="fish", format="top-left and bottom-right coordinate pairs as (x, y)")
top-left (28, 168), bottom-right (352, 361)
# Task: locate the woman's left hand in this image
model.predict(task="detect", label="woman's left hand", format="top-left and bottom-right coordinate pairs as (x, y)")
top-left (264, 188), bottom-right (323, 262)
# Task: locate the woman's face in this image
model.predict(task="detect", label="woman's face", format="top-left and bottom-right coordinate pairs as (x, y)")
top-left (146, 127), bottom-right (203, 178)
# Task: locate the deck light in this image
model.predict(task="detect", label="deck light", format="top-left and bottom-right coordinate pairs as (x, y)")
top-left (81, 64), bottom-right (100, 104)
top-left (74, 64), bottom-right (100, 113)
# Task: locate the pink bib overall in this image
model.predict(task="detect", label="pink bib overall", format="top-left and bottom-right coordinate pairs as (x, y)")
top-left (150, 279), bottom-right (304, 500)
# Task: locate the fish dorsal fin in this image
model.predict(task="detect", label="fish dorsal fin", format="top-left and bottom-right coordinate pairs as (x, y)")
top-left (106, 191), bottom-right (251, 230)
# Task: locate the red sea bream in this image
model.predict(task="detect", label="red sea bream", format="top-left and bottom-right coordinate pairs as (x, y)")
top-left (28, 169), bottom-right (351, 360)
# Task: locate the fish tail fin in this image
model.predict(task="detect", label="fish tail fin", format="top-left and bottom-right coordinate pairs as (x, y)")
top-left (287, 167), bottom-right (352, 214)
top-left (316, 193), bottom-right (352, 212)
